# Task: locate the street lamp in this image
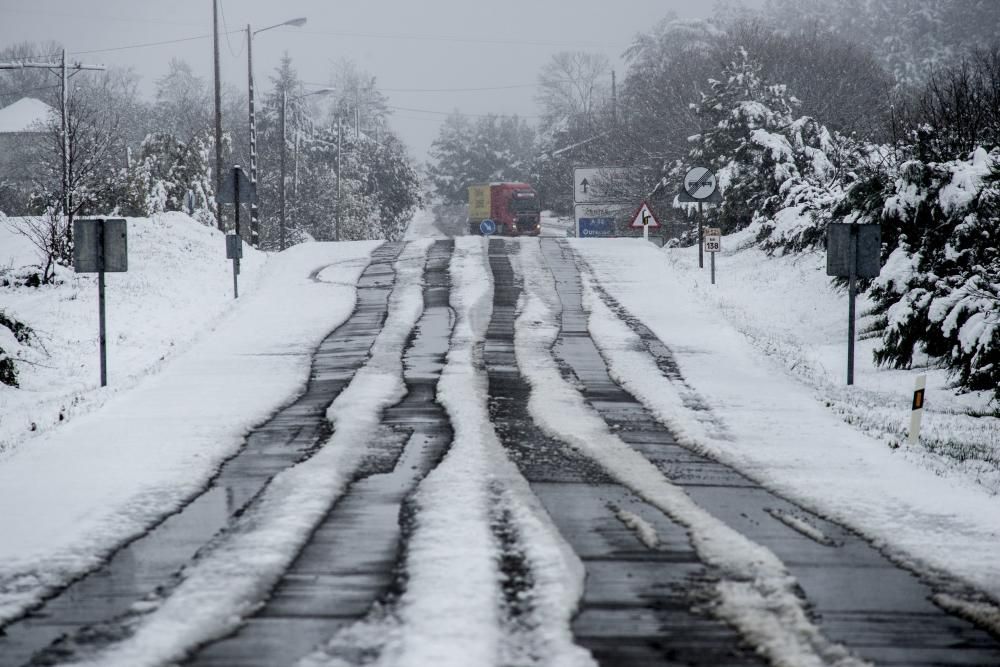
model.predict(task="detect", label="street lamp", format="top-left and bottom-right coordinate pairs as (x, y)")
top-left (281, 88), bottom-right (335, 250)
top-left (246, 16), bottom-right (307, 247)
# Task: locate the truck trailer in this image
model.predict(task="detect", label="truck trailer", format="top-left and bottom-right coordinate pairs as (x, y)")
top-left (468, 182), bottom-right (541, 236)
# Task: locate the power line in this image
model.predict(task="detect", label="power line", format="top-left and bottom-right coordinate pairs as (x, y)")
top-left (388, 104), bottom-right (541, 119)
top-left (68, 31), bottom-right (242, 56)
top-left (383, 83), bottom-right (540, 93)
top-left (295, 29), bottom-right (625, 49)
top-left (217, 0), bottom-right (245, 59)
top-left (303, 80), bottom-right (540, 93)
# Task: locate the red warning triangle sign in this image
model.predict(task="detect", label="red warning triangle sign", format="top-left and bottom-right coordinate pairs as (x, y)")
top-left (629, 201), bottom-right (661, 229)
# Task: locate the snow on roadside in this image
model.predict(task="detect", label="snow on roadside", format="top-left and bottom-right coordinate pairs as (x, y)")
top-left (0, 237), bottom-right (379, 627)
top-left (403, 207), bottom-right (445, 240)
top-left (0, 213), bottom-right (267, 455)
top-left (362, 237), bottom-right (593, 667)
top-left (69, 241), bottom-right (432, 667)
top-left (540, 210), bottom-right (573, 238)
top-left (573, 238), bottom-right (1000, 603)
top-left (664, 227), bottom-right (998, 493)
top-left (514, 239), bottom-right (866, 667)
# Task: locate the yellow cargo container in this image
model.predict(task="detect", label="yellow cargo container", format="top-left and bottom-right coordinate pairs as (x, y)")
top-left (468, 184), bottom-right (491, 222)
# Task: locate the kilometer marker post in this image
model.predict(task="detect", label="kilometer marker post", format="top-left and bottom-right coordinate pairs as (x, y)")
top-left (908, 374), bottom-right (926, 445)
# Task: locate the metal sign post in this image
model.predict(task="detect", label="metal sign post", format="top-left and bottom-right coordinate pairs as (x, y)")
top-left (629, 201), bottom-right (661, 242)
top-left (908, 374), bottom-right (927, 445)
top-left (827, 223), bottom-right (881, 385)
top-left (217, 165), bottom-right (257, 299)
top-left (73, 218), bottom-right (127, 387)
top-left (226, 233), bottom-right (243, 298)
top-left (683, 167), bottom-right (718, 269)
top-left (704, 227), bottom-right (721, 284)
top-left (698, 203), bottom-right (703, 268)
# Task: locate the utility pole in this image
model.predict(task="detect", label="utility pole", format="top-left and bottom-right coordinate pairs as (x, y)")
top-left (611, 69), bottom-right (617, 125)
top-left (246, 24), bottom-right (259, 247)
top-left (293, 130), bottom-right (300, 198)
top-left (336, 114), bottom-right (342, 242)
top-left (280, 90), bottom-right (287, 251)
top-left (61, 50), bottom-right (69, 229)
top-left (0, 53), bottom-right (104, 238)
top-left (213, 0), bottom-right (224, 231)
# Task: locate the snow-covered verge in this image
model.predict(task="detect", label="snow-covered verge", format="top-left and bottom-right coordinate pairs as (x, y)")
top-left (671, 224), bottom-right (997, 493)
top-left (70, 241), bottom-right (428, 667)
top-left (0, 234), bottom-right (382, 626)
top-left (403, 207), bottom-right (446, 240)
top-left (0, 212), bottom-right (265, 455)
top-left (332, 237), bottom-right (591, 667)
top-left (540, 211), bottom-right (573, 238)
top-left (573, 238), bottom-right (1000, 604)
top-left (516, 240), bottom-right (865, 667)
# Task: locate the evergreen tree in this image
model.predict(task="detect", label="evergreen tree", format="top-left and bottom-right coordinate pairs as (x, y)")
top-left (680, 49), bottom-right (798, 233)
top-left (428, 112), bottom-right (535, 203)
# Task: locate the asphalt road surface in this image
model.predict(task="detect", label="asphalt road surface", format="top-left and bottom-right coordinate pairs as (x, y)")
top-left (2, 231), bottom-right (998, 666)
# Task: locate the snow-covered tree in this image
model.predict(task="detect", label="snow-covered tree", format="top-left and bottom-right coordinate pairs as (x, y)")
top-left (428, 112), bottom-right (535, 203)
top-left (152, 59), bottom-right (212, 144)
top-left (679, 49), bottom-right (799, 233)
top-left (254, 56), bottom-right (420, 245)
top-left (757, 0), bottom-right (1000, 87)
top-left (137, 131), bottom-right (216, 224)
top-left (535, 51), bottom-right (612, 135)
top-left (851, 146), bottom-right (1000, 400)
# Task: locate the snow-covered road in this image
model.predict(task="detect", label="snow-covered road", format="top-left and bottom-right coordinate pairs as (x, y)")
top-left (2, 226), bottom-right (999, 666)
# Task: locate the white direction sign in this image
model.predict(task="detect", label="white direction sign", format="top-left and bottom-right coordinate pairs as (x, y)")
top-left (684, 167), bottom-right (717, 200)
top-left (574, 166), bottom-right (628, 204)
top-left (704, 227), bottom-right (721, 252)
top-left (629, 201), bottom-right (661, 229)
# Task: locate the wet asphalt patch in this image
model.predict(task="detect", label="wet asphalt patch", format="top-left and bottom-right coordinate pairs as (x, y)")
top-left (0, 243), bottom-right (406, 667)
top-left (485, 239), bottom-right (765, 666)
top-left (185, 240), bottom-right (457, 667)
top-left (541, 238), bottom-right (1000, 666)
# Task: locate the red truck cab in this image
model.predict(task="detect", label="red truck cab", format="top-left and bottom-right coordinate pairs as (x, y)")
top-left (493, 183), bottom-right (540, 236)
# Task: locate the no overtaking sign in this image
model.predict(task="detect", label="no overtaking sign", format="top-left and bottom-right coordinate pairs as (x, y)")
top-left (684, 167), bottom-right (717, 200)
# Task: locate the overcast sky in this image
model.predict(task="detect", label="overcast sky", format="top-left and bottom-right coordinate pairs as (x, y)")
top-left (0, 0), bottom-right (750, 161)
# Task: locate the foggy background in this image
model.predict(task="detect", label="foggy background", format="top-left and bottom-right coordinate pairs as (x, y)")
top-left (0, 0), bottom-right (741, 159)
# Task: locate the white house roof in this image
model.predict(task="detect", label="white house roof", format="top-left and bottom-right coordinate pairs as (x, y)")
top-left (0, 97), bottom-right (55, 134)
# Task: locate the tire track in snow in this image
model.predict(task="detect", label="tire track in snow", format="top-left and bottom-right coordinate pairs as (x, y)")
top-left (186, 240), bottom-right (459, 667)
top-left (539, 238), bottom-right (1000, 666)
top-left (0, 242), bottom-right (406, 667)
top-left (18, 241), bottom-right (422, 666)
top-left (489, 239), bottom-right (766, 667)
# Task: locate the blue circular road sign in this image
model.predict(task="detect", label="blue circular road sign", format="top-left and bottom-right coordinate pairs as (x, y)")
top-left (480, 218), bottom-right (497, 235)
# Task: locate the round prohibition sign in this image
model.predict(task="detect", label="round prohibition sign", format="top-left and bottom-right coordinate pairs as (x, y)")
top-left (684, 167), bottom-right (717, 200)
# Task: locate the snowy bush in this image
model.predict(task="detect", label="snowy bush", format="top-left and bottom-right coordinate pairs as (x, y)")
top-left (0, 310), bottom-right (34, 387)
top-left (864, 147), bottom-right (1000, 399)
top-left (676, 50), bottom-right (799, 234)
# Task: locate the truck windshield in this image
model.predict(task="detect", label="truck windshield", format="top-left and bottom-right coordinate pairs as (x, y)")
top-left (511, 195), bottom-right (538, 212)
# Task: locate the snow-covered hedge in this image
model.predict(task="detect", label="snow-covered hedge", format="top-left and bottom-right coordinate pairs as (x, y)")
top-left (681, 49), bottom-right (1000, 401)
top-left (858, 148), bottom-right (1000, 397)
